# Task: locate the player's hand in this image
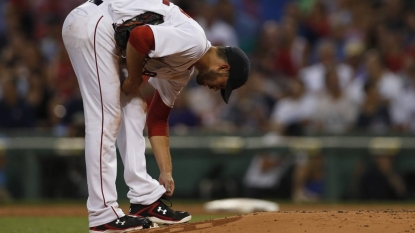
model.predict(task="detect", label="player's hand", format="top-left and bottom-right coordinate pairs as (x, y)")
top-left (159, 172), bottom-right (175, 196)
top-left (121, 77), bottom-right (142, 96)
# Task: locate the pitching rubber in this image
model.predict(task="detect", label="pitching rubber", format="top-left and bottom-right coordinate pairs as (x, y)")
top-left (148, 215), bottom-right (192, 225)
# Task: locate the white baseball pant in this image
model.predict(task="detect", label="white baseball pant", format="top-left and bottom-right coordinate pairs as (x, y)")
top-left (62, 2), bottom-right (165, 227)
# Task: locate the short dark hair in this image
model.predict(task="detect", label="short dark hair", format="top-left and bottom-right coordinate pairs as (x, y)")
top-left (216, 46), bottom-right (228, 62)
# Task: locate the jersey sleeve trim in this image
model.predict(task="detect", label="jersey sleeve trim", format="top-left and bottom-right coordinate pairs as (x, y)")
top-left (128, 25), bottom-right (155, 55)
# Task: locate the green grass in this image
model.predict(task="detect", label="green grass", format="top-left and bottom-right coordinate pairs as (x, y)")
top-left (0, 214), bottom-right (234, 233)
top-left (0, 217), bottom-right (88, 233)
top-left (0, 199), bottom-right (237, 233)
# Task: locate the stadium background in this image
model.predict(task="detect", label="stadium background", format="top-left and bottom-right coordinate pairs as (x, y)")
top-left (0, 0), bottom-right (415, 206)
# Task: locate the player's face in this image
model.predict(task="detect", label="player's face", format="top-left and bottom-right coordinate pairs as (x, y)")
top-left (196, 70), bottom-right (228, 91)
top-left (205, 75), bottom-right (228, 91)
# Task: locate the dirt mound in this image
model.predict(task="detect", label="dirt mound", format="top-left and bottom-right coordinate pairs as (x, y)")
top-left (139, 210), bottom-right (415, 233)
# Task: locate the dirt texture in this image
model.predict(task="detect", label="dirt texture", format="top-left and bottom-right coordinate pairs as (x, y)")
top-left (139, 210), bottom-right (415, 233)
top-left (1, 203), bottom-right (414, 232)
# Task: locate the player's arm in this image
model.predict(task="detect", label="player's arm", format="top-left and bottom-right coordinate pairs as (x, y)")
top-left (147, 90), bottom-right (174, 196)
top-left (123, 26), bottom-right (155, 96)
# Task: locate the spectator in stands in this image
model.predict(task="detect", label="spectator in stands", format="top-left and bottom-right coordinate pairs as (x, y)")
top-left (381, 27), bottom-right (406, 73)
top-left (12, 40), bottom-right (46, 103)
top-left (186, 82), bottom-right (226, 131)
top-left (342, 39), bottom-right (367, 105)
top-left (0, 74), bottom-right (34, 129)
top-left (383, 0), bottom-right (405, 31)
top-left (283, 1), bottom-right (302, 25)
top-left (220, 75), bottom-right (271, 133)
top-left (1, 32), bottom-right (27, 69)
top-left (20, 40), bottom-right (45, 74)
top-left (228, 0), bottom-right (261, 52)
top-left (302, 1), bottom-right (331, 47)
top-left (26, 70), bottom-right (52, 127)
top-left (66, 112), bottom-right (85, 138)
top-left (274, 16), bottom-right (309, 78)
top-left (327, 0), bottom-right (353, 32)
top-left (47, 40), bottom-right (78, 102)
top-left (248, 69), bottom-right (282, 110)
top-left (243, 151), bottom-right (295, 199)
top-left (196, 1), bottom-right (238, 46)
top-left (198, 163), bottom-right (238, 200)
top-left (243, 123), bottom-right (310, 200)
top-left (5, 0), bottom-right (35, 38)
top-left (61, 89), bottom-right (84, 136)
top-left (0, 0), bottom-right (414, 137)
top-left (348, 147), bottom-right (407, 200)
top-left (311, 67), bottom-right (358, 133)
top-left (168, 89), bottom-right (200, 133)
top-left (363, 50), bottom-right (404, 124)
top-left (299, 39), bottom-right (353, 95)
top-left (215, 0), bottom-right (235, 28)
top-left (405, 11), bottom-right (415, 48)
top-left (269, 78), bottom-right (316, 135)
top-left (251, 20), bottom-right (282, 76)
top-left (343, 39), bottom-right (366, 78)
top-left (390, 56), bottom-right (415, 132)
top-left (39, 15), bottom-right (63, 63)
top-left (291, 148), bottom-right (325, 203)
top-left (244, 123), bottom-right (326, 201)
top-left (355, 80), bottom-right (391, 133)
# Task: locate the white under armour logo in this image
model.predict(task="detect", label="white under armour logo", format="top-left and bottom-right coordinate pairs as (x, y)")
top-left (157, 206), bottom-right (167, 215)
top-left (115, 219), bottom-right (125, 225)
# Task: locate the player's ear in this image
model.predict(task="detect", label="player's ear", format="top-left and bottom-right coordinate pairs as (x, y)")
top-left (218, 64), bottom-right (230, 72)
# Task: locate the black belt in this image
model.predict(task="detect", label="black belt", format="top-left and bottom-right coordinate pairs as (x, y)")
top-left (88, 0), bottom-right (103, 5)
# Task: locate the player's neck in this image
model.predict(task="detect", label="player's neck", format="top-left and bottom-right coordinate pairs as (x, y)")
top-left (194, 47), bottom-right (217, 74)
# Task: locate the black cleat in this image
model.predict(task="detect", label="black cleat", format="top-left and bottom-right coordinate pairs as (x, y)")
top-left (89, 215), bottom-right (152, 232)
top-left (129, 199), bottom-right (191, 224)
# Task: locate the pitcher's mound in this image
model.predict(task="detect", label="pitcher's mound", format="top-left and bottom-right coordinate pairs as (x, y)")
top-left (139, 209), bottom-right (415, 233)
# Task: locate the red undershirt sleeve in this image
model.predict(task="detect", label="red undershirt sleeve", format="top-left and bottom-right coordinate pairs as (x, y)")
top-left (128, 25), bottom-right (155, 55)
top-left (147, 90), bottom-right (172, 137)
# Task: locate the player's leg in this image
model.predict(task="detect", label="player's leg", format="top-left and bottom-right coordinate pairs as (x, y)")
top-left (62, 3), bottom-right (124, 228)
top-left (117, 92), bottom-right (191, 224)
top-left (116, 93), bottom-right (166, 205)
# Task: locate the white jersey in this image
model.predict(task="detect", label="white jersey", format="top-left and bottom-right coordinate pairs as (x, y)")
top-left (109, 0), bottom-right (211, 107)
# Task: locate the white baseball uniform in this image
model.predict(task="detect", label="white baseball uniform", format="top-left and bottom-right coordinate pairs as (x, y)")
top-left (62, 0), bottom-right (210, 227)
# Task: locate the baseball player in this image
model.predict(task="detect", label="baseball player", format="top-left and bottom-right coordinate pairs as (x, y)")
top-left (62, 0), bottom-right (250, 232)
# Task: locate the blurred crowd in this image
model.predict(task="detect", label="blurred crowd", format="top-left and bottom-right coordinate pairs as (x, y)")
top-left (1, 0), bottom-right (415, 136)
top-left (241, 142), bottom-right (415, 202)
top-left (2, 0), bottom-right (415, 202)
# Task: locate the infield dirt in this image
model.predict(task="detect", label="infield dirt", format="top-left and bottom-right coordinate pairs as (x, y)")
top-left (139, 209), bottom-right (415, 233)
top-left (1, 202), bottom-right (414, 232)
